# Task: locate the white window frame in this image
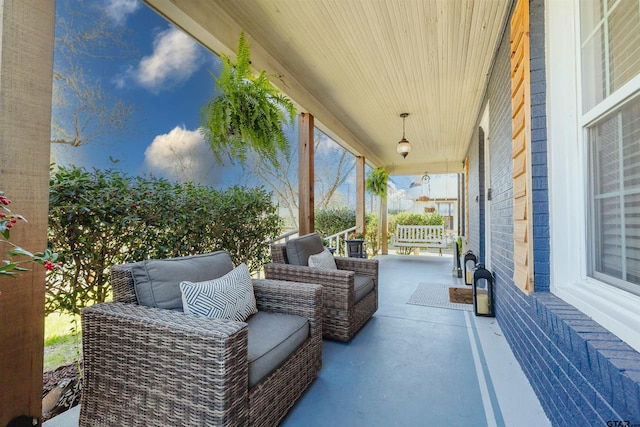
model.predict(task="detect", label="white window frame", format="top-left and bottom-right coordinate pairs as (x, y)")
top-left (546, 0), bottom-right (640, 352)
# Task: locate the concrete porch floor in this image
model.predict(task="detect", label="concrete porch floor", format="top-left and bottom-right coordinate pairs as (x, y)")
top-left (45, 253), bottom-right (551, 426)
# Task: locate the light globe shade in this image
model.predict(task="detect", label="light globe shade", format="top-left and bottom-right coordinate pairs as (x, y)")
top-left (396, 138), bottom-right (412, 158)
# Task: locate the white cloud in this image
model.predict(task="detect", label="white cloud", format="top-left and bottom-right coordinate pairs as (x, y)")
top-left (388, 180), bottom-right (413, 211)
top-left (143, 126), bottom-right (228, 185)
top-left (104, 0), bottom-right (141, 26)
top-left (315, 132), bottom-right (345, 156)
top-left (117, 27), bottom-right (205, 93)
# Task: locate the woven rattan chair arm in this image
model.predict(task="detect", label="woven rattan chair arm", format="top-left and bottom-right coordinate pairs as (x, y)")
top-left (334, 257), bottom-right (379, 277)
top-left (80, 302), bottom-right (249, 426)
top-left (110, 264), bottom-right (138, 304)
top-left (253, 279), bottom-right (323, 337)
top-left (263, 263), bottom-right (354, 290)
top-left (82, 301), bottom-right (247, 339)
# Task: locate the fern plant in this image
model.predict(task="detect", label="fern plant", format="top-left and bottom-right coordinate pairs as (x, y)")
top-left (201, 32), bottom-right (297, 168)
top-left (365, 167), bottom-right (389, 200)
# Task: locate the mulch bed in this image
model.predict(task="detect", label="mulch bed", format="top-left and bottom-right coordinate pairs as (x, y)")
top-left (42, 363), bottom-right (82, 421)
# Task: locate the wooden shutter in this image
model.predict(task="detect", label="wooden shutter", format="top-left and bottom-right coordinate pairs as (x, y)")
top-left (510, 0), bottom-right (534, 293)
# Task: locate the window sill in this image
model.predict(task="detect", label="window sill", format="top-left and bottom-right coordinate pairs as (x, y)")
top-left (553, 278), bottom-right (640, 353)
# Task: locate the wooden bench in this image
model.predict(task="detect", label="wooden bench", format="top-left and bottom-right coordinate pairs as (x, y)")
top-left (391, 225), bottom-right (448, 255)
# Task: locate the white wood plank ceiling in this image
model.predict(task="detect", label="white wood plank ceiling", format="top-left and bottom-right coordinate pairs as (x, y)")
top-left (144, 0), bottom-right (511, 175)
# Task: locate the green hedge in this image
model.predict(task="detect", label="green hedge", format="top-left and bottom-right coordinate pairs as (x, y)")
top-left (389, 211), bottom-right (444, 230)
top-left (46, 165), bottom-right (281, 316)
top-left (365, 213), bottom-right (379, 256)
top-left (314, 207), bottom-right (356, 238)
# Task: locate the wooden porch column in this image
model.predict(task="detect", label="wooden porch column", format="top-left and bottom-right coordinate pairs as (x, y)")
top-left (355, 156), bottom-right (365, 235)
top-left (381, 195), bottom-right (388, 254)
top-left (298, 113), bottom-right (314, 235)
top-left (0, 0), bottom-right (55, 424)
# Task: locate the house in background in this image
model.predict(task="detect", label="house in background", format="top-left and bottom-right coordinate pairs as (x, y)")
top-left (1, 0), bottom-right (639, 425)
top-left (405, 173), bottom-right (459, 233)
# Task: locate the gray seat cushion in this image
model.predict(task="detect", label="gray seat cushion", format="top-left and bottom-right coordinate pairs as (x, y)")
top-left (285, 233), bottom-right (324, 266)
top-left (130, 251), bottom-right (235, 310)
top-left (246, 311), bottom-right (309, 388)
top-left (354, 275), bottom-right (374, 303)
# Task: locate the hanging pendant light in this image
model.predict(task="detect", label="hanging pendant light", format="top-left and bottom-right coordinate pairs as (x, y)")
top-left (396, 113), bottom-right (412, 159)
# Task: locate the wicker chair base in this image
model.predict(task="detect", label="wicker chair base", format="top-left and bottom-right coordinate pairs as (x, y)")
top-left (324, 287), bottom-right (377, 342)
top-left (249, 331), bottom-right (322, 426)
top-left (80, 303), bottom-right (250, 427)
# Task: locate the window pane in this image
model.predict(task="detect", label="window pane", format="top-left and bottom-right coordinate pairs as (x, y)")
top-left (580, 0), bottom-right (604, 42)
top-left (582, 26), bottom-right (606, 110)
top-left (581, 0), bottom-right (640, 112)
top-left (626, 193), bottom-right (640, 284)
top-left (589, 96), bottom-right (640, 291)
top-left (594, 195), bottom-right (623, 279)
top-left (608, 0), bottom-right (640, 93)
top-left (594, 113), bottom-right (620, 194)
top-left (622, 100), bottom-right (640, 188)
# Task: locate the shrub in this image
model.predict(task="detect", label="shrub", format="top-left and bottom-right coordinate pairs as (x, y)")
top-left (1, 191), bottom-right (59, 276)
top-left (314, 207), bottom-right (356, 238)
top-left (47, 165), bottom-right (281, 316)
top-left (365, 213), bottom-right (379, 256)
top-left (389, 211), bottom-right (445, 230)
top-left (389, 212), bottom-right (429, 232)
top-left (425, 211), bottom-right (445, 226)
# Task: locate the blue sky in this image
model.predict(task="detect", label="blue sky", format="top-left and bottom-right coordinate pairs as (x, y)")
top-left (52, 0), bottom-right (240, 186)
top-left (51, 0), bottom-right (362, 192)
top-left (49, 0), bottom-right (446, 212)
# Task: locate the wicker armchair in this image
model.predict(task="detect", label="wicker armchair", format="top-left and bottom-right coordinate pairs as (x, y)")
top-left (264, 233), bottom-right (378, 342)
top-left (80, 252), bottom-right (322, 427)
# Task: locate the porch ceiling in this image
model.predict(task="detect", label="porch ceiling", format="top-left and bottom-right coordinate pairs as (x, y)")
top-left (143, 0), bottom-right (511, 175)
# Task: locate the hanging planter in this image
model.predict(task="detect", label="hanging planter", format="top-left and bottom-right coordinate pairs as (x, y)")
top-left (365, 167), bottom-right (388, 258)
top-left (200, 32), bottom-right (296, 168)
top-left (365, 166), bottom-right (389, 200)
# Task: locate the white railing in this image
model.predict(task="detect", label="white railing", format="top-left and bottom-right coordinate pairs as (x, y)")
top-left (255, 229), bottom-right (300, 278)
top-left (325, 226), bottom-right (356, 257)
top-left (267, 226), bottom-right (357, 257)
top-left (269, 229), bottom-right (299, 245)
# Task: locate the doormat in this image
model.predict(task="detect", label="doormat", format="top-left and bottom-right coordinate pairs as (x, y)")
top-left (407, 283), bottom-right (473, 312)
top-left (448, 287), bottom-right (473, 304)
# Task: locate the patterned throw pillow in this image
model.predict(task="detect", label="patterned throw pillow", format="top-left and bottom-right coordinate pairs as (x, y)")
top-left (180, 263), bottom-right (258, 322)
top-left (308, 248), bottom-right (337, 270)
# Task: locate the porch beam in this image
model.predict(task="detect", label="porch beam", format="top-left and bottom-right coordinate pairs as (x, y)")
top-left (381, 196), bottom-right (388, 254)
top-left (298, 112), bottom-right (314, 235)
top-left (355, 156), bottom-right (365, 235)
top-left (0, 0), bottom-right (55, 424)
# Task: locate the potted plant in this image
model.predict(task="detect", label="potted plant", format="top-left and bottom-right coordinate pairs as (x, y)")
top-left (345, 231), bottom-right (366, 258)
top-left (347, 231), bottom-right (365, 240)
top-left (200, 32), bottom-right (297, 168)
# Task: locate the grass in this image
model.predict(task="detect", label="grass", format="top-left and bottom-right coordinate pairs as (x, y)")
top-left (44, 312), bottom-right (82, 372)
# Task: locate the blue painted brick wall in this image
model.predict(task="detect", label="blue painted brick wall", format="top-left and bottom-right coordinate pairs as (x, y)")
top-left (465, 0), bottom-right (640, 425)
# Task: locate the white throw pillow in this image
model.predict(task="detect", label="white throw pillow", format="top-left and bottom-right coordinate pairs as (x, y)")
top-left (180, 263), bottom-right (258, 322)
top-left (308, 248), bottom-right (337, 270)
